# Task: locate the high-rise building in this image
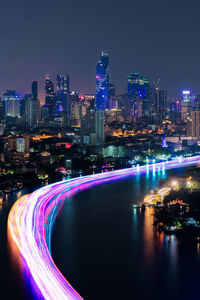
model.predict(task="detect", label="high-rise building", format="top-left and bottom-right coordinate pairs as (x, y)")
top-left (182, 90), bottom-right (191, 102)
top-left (32, 81), bottom-right (38, 99)
top-left (45, 74), bottom-right (56, 120)
top-left (0, 99), bottom-right (5, 122)
top-left (108, 84), bottom-right (117, 109)
top-left (20, 94), bottom-right (31, 122)
top-left (159, 90), bottom-right (167, 120)
top-left (57, 74), bottom-right (69, 93)
top-left (95, 51), bottom-right (109, 110)
top-left (191, 110), bottom-right (200, 138)
top-left (3, 90), bottom-right (20, 118)
top-left (81, 109), bottom-right (95, 136)
top-left (127, 73), bottom-right (150, 117)
top-left (181, 90), bottom-right (192, 121)
top-left (56, 74), bottom-right (71, 122)
top-left (95, 110), bottom-right (104, 144)
top-left (26, 98), bottom-right (40, 126)
top-left (151, 88), bottom-right (167, 123)
top-left (94, 51), bottom-right (108, 144)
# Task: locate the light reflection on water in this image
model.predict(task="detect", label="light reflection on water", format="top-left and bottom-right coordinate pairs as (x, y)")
top-left (52, 165), bottom-right (200, 300)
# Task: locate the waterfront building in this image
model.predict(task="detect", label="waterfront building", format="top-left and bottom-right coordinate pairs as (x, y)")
top-left (102, 145), bottom-right (126, 158)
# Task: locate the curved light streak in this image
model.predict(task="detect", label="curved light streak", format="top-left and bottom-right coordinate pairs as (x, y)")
top-left (7, 156), bottom-right (200, 299)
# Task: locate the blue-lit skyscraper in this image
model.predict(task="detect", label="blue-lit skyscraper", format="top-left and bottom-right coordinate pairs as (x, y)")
top-left (95, 51), bottom-right (109, 110)
top-left (56, 74), bottom-right (71, 122)
top-left (127, 73), bottom-right (150, 117)
top-left (3, 90), bottom-right (21, 118)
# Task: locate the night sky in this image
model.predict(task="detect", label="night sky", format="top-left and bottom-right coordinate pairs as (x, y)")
top-left (1, 0), bottom-right (200, 100)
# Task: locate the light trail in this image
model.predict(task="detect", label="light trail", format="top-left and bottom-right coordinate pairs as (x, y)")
top-left (7, 155), bottom-right (200, 299)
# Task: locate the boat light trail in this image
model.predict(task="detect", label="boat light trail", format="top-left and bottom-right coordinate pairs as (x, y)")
top-left (7, 156), bottom-right (200, 299)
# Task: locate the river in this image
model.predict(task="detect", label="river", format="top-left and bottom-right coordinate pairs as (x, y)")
top-left (1, 165), bottom-right (200, 299)
top-left (52, 165), bottom-right (200, 300)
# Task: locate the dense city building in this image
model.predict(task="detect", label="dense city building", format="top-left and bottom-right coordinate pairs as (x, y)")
top-left (45, 74), bottom-right (56, 121)
top-left (191, 110), bottom-right (200, 138)
top-left (56, 74), bottom-right (71, 123)
top-left (127, 73), bottom-right (150, 118)
top-left (3, 90), bottom-right (20, 118)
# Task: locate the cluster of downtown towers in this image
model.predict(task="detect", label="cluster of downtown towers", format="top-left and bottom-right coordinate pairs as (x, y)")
top-left (0, 51), bottom-right (168, 143)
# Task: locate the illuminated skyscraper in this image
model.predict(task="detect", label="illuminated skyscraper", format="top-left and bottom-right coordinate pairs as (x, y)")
top-left (94, 51), bottom-right (108, 144)
top-left (56, 74), bottom-right (71, 122)
top-left (127, 73), bottom-right (150, 117)
top-left (45, 74), bottom-right (56, 120)
top-left (3, 90), bottom-right (20, 118)
top-left (57, 74), bottom-right (69, 93)
top-left (181, 90), bottom-right (192, 121)
top-left (95, 51), bottom-right (109, 110)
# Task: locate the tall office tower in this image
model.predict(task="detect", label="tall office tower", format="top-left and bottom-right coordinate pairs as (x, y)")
top-left (95, 110), bottom-right (104, 144)
top-left (95, 51), bottom-right (109, 110)
top-left (20, 94), bottom-right (31, 121)
top-left (80, 108), bottom-right (96, 143)
top-left (45, 74), bottom-right (56, 120)
top-left (159, 90), bottom-right (167, 120)
top-left (26, 97), bottom-right (40, 126)
top-left (191, 110), bottom-right (200, 138)
top-left (127, 73), bottom-right (150, 117)
top-left (0, 99), bottom-right (5, 122)
top-left (108, 84), bottom-right (117, 109)
top-left (32, 81), bottom-right (38, 99)
top-left (57, 74), bottom-right (69, 93)
top-left (182, 90), bottom-right (191, 102)
top-left (82, 109), bottom-right (95, 135)
top-left (56, 74), bottom-right (71, 123)
top-left (181, 90), bottom-right (192, 121)
top-left (3, 90), bottom-right (21, 118)
top-left (152, 88), bottom-right (167, 123)
top-left (94, 51), bottom-right (108, 144)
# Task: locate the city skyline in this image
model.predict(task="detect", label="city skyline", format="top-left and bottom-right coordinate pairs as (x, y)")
top-left (1, 0), bottom-right (200, 99)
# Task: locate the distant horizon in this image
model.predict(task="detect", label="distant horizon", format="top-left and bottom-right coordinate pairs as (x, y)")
top-left (1, 67), bottom-right (199, 103)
